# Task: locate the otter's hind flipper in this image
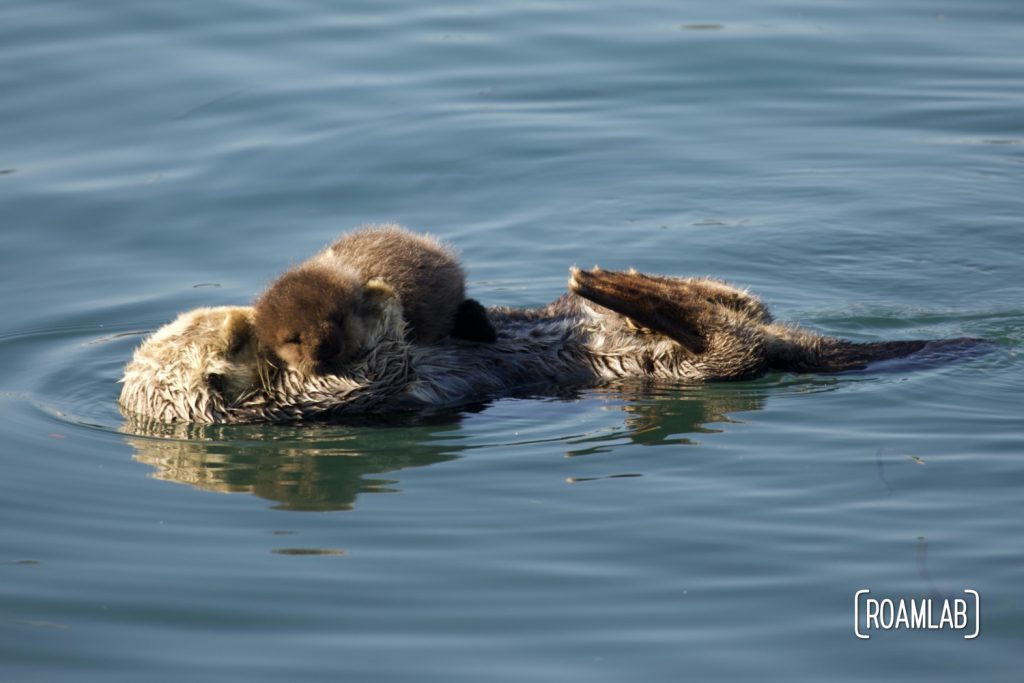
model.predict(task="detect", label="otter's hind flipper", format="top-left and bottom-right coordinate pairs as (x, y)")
top-left (451, 299), bottom-right (498, 343)
top-left (613, 272), bottom-right (773, 324)
top-left (569, 267), bottom-right (711, 354)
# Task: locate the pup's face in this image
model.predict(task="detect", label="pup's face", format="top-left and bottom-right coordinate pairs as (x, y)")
top-left (254, 267), bottom-right (368, 375)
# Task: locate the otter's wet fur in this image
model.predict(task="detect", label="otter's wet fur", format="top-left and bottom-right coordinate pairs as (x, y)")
top-left (118, 306), bottom-right (264, 424)
top-left (253, 224), bottom-right (494, 376)
top-left (120, 268), bottom-right (983, 425)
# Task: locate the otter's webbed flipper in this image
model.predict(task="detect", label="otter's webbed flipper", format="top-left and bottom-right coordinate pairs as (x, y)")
top-left (451, 298), bottom-right (498, 343)
top-left (608, 271), bottom-right (774, 324)
top-left (568, 267), bottom-right (713, 354)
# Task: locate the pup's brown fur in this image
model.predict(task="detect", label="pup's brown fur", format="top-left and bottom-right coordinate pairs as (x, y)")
top-left (254, 224), bottom-right (493, 375)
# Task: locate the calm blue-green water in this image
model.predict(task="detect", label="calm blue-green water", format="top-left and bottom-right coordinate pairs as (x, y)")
top-left (2, 0), bottom-right (1022, 680)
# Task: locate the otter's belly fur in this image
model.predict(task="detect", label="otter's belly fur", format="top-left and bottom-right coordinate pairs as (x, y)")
top-left (119, 269), bottom-right (983, 425)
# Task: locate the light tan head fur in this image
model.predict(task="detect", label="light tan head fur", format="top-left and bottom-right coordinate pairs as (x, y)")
top-left (119, 306), bottom-right (265, 423)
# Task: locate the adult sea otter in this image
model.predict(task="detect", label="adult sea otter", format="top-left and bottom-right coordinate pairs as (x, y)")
top-left (119, 267), bottom-right (982, 425)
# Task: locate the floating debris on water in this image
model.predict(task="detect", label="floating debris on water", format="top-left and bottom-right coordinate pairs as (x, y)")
top-left (566, 473), bottom-right (643, 484)
top-left (272, 548), bottom-right (345, 556)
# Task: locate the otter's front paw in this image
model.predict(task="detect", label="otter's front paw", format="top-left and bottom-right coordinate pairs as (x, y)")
top-left (452, 298), bottom-right (498, 343)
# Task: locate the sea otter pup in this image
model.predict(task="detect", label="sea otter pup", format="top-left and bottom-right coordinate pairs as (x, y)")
top-left (120, 268), bottom-right (986, 425)
top-left (253, 224), bottom-right (496, 375)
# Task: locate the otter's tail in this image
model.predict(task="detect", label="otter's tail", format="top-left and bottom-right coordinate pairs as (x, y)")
top-left (839, 337), bottom-right (993, 373)
top-left (768, 332), bottom-right (989, 374)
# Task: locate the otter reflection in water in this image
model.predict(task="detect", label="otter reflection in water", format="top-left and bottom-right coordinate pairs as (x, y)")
top-left (123, 420), bottom-right (463, 511)
top-left (119, 267), bottom-right (983, 425)
top-left (123, 384), bottom-right (769, 511)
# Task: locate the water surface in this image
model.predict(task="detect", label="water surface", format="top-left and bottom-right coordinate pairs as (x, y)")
top-left (1, 1), bottom-right (1022, 681)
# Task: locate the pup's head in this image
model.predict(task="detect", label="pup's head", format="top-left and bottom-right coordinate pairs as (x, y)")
top-left (254, 265), bottom-right (396, 375)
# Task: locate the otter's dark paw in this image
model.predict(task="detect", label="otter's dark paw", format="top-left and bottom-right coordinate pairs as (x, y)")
top-left (451, 299), bottom-right (498, 343)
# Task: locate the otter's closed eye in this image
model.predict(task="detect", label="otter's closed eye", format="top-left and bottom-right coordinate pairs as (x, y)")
top-left (284, 334), bottom-right (301, 345)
